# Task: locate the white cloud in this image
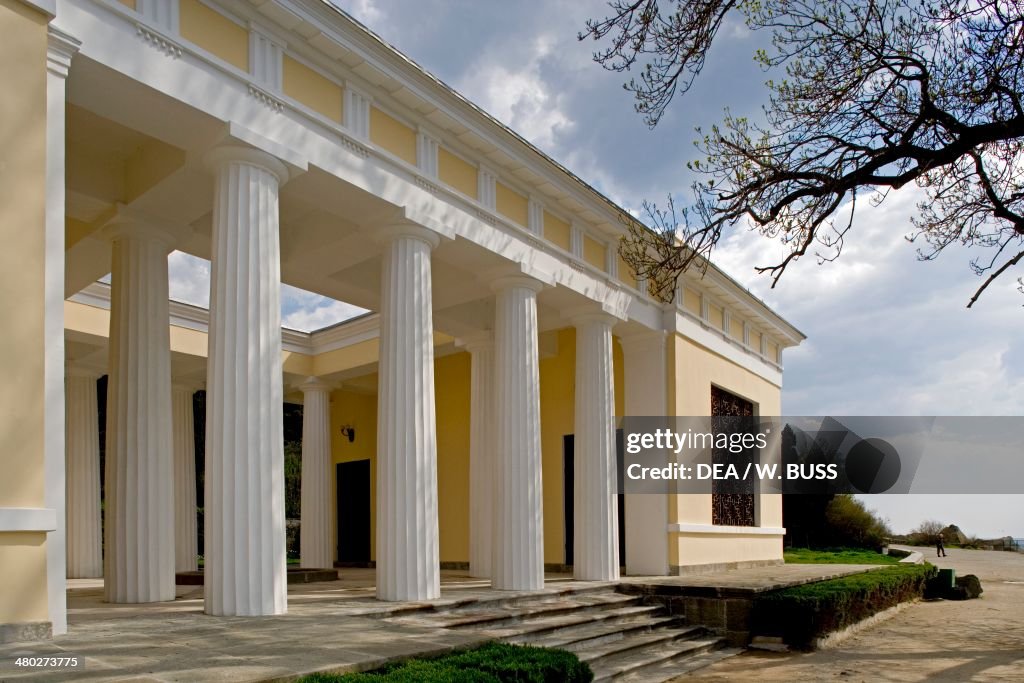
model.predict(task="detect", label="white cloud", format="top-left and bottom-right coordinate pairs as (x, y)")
top-left (328, 0), bottom-right (385, 25)
top-left (168, 251), bottom-right (211, 308)
top-left (281, 286), bottom-right (368, 332)
top-left (457, 34), bottom-right (575, 151)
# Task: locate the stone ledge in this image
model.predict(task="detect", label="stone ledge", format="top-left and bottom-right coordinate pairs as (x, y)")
top-left (0, 621), bottom-right (51, 645)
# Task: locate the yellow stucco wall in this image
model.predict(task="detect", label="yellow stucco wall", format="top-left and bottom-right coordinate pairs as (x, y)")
top-left (0, 533), bottom-right (49, 623)
top-left (495, 182), bottom-right (528, 228)
top-left (617, 254), bottom-right (637, 289)
top-left (669, 334), bottom-right (783, 567)
top-left (0, 0), bottom-right (47, 512)
top-left (283, 55), bottom-right (342, 123)
top-left (684, 289), bottom-right (701, 316)
top-left (582, 235), bottom-right (606, 271)
top-left (708, 304), bottom-right (724, 330)
top-left (435, 353), bottom-right (471, 563)
top-left (117, 0), bottom-right (136, 9)
top-left (0, 0), bottom-right (49, 629)
top-left (437, 147), bottom-right (477, 199)
top-left (179, 0), bottom-right (249, 72)
top-left (730, 318), bottom-right (744, 341)
top-left (750, 329), bottom-right (762, 353)
top-left (369, 106), bottom-right (417, 165)
top-left (329, 386), bottom-right (378, 560)
top-left (543, 211), bottom-right (571, 252)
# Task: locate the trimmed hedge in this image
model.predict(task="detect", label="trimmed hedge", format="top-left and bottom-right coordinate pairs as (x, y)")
top-left (299, 642), bottom-right (593, 683)
top-left (752, 563), bottom-right (936, 647)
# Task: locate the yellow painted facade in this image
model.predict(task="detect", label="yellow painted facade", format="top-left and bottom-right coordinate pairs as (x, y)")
top-left (730, 318), bottom-right (744, 341)
top-left (683, 289), bottom-right (701, 316)
top-left (543, 211), bottom-right (571, 252)
top-left (117, 0), bottom-right (136, 9)
top-left (283, 55), bottom-right (343, 123)
top-left (708, 304), bottom-right (724, 330)
top-left (0, 0), bottom-right (50, 631)
top-left (668, 334), bottom-right (783, 569)
top-left (437, 147), bottom-right (477, 199)
top-left (0, 0), bottom-right (47, 510)
top-left (495, 182), bottom-right (528, 228)
top-left (582, 235), bottom-right (606, 271)
top-left (750, 330), bottom-right (762, 353)
top-left (179, 0), bottom-right (249, 72)
top-left (617, 254), bottom-right (637, 289)
top-left (369, 107), bottom-right (417, 165)
top-left (0, 533), bottom-right (49, 623)
top-left (329, 386), bottom-right (378, 559)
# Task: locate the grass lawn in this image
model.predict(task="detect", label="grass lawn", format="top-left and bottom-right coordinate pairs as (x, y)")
top-left (784, 547), bottom-right (900, 565)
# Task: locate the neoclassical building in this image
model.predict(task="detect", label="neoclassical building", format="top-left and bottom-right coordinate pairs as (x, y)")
top-left (0, 0), bottom-right (803, 642)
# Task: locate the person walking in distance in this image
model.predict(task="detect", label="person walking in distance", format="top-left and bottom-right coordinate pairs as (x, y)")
top-left (936, 532), bottom-right (947, 557)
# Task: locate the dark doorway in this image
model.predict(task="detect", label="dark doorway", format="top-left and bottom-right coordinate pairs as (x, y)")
top-left (336, 460), bottom-right (371, 565)
top-left (562, 432), bottom-right (626, 567)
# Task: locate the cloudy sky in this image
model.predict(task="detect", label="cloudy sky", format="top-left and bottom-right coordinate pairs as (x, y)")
top-left (167, 0), bottom-right (1022, 537)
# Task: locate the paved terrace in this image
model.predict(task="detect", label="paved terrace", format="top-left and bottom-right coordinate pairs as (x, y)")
top-left (0, 565), bottom-right (881, 682)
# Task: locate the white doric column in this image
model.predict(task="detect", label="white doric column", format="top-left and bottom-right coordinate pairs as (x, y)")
top-left (172, 385), bottom-right (198, 572)
top-left (300, 378), bottom-right (333, 569)
top-left (204, 146), bottom-right (288, 616)
top-left (103, 215), bottom-right (176, 604)
top-left (45, 24), bottom-right (81, 636)
top-left (65, 367), bottom-right (102, 579)
top-left (492, 276), bottom-right (545, 591)
top-left (620, 331), bottom-right (670, 576)
top-left (572, 312), bottom-right (620, 581)
top-left (376, 223), bottom-right (441, 601)
top-left (464, 333), bottom-right (495, 579)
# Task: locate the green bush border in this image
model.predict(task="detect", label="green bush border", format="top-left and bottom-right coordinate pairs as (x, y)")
top-left (752, 563), bottom-right (936, 647)
top-left (298, 642), bottom-right (593, 683)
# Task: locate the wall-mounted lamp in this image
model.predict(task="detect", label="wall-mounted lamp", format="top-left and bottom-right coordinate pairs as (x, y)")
top-left (340, 424), bottom-right (356, 443)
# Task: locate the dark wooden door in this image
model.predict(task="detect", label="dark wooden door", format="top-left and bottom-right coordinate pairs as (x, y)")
top-left (563, 432), bottom-right (626, 567)
top-left (336, 460), bottom-right (371, 564)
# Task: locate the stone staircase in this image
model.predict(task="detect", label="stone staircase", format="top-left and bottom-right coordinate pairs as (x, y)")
top-left (383, 584), bottom-right (739, 681)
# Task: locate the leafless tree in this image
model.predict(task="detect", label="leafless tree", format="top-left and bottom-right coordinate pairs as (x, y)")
top-left (581, 0), bottom-right (1024, 306)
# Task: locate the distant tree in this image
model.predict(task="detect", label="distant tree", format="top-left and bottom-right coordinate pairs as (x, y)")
top-left (824, 494), bottom-right (891, 548)
top-left (910, 519), bottom-right (946, 545)
top-left (581, 0), bottom-right (1024, 306)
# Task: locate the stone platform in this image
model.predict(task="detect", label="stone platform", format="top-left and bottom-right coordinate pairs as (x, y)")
top-left (0, 564), bottom-right (882, 681)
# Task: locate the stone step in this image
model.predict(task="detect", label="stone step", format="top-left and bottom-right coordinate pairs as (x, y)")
top-left (613, 645), bottom-right (742, 682)
top-left (588, 635), bottom-right (726, 682)
top-left (482, 604), bottom-right (666, 640)
top-left (512, 615), bottom-right (696, 651)
top-left (388, 591), bottom-right (643, 630)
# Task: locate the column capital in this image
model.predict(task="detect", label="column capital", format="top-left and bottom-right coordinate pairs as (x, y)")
top-left (204, 144), bottom-right (290, 185)
top-left (47, 26), bottom-right (80, 79)
top-left (564, 305), bottom-right (620, 328)
top-left (618, 329), bottom-right (668, 356)
top-left (455, 331), bottom-right (493, 353)
top-left (99, 206), bottom-right (178, 251)
top-left (489, 274), bottom-right (545, 295)
top-left (298, 376), bottom-right (334, 395)
top-left (66, 363), bottom-right (103, 380)
top-left (374, 221), bottom-right (441, 250)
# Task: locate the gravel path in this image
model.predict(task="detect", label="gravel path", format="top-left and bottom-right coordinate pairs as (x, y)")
top-left (674, 547), bottom-right (1024, 682)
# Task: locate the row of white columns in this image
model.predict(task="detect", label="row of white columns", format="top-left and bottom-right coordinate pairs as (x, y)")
top-left (65, 139), bottom-right (626, 611)
top-left (65, 374), bottom-right (199, 580)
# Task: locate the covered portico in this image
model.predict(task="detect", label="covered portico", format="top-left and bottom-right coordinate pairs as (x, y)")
top-left (0, 0), bottom-right (800, 643)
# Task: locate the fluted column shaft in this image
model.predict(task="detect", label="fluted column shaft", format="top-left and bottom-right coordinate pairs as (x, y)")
top-left (300, 379), bottom-right (333, 569)
top-left (204, 146), bottom-right (288, 616)
top-left (466, 335), bottom-right (494, 579)
top-left (492, 277), bottom-right (545, 591)
top-left (172, 386), bottom-right (198, 572)
top-left (66, 369), bottom-right (102, 579)
top-left (573, 314), bottom-right (620, 581)
top-left (376, 224), bottom-right (441, 601)
top-left (104, 220), bottom-right (175, 604)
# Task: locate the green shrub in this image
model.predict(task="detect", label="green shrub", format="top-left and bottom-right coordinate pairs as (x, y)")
top-left (752, 564), bottom-right (936, 648)
top-left (300, 642), bottom-right (593, 683)
top-left (783, 547), bottom-right (899, 565)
